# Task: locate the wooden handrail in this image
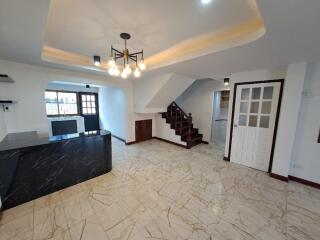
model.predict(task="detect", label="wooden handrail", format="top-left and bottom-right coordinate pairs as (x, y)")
top-left (169, 102), bottom-right (190, 120)
top-left (164, 102), bottom-right (202, 148)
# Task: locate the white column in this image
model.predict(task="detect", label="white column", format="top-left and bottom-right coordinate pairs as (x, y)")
top-left (271, 62), bottom-right (307, 177)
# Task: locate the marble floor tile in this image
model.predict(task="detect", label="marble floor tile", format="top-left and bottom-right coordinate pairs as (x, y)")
top-left (0, 201), bottom-right (34, 226)
top-left (33, 203), bottom-right (68, 240)
top-left (0, 212), bottom-right (34, 240)
top-left (69, 214), bottom-right (108, 240)
top-left (1, 138), bottom-right (320, 240)
top-left (62, 192), bottom-right (94, 227)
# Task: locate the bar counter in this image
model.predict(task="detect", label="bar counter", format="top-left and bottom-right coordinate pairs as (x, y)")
top-left (0, 130), bottom-right (112, 210)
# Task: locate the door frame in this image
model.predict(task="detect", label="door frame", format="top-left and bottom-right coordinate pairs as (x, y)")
top-left (78, 92), bottom-right (100, 131)
top-left (211, 90), bottom-right (230, 144)
top-left (227, 79), bottom-right (284, 173)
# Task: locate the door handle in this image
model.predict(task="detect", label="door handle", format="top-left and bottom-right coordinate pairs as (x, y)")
top-left (234, 124), bottom-right (238, 127)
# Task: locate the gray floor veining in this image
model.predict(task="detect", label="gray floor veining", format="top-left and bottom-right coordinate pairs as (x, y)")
top-left (0, 138), bottom-right (319, 240)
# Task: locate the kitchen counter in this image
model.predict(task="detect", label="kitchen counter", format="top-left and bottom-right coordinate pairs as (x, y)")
top-left (0, 130), bottom-right (112, 210)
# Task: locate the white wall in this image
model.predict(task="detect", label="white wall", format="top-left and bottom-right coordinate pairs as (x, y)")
top-left (290, 62), bottom-right (320, 184)
top-left (271, 63), bottom-right (307, 177)
top-left (0, 59), bottom-right (131, 136)
top-left (176, 79), bottom-right (228, 142)
top-left (134, 73), bottom-right (172, 113)
top-left (155, 114), bottom-right (187, 146)
top-left (224, 67), bottom-right (288, 157)
top-left (126, 80), bottom-right (157, 142)
top-left (146, 74), bottom-right (195, 110)
top-left (0, 86), bottom-right (8, 141)
top-left (0, 110), bottom-right (7, 141)
top-left (133, 73), bottom-right (195, 113)
top-left (99, 86), bottom-right (127, 140)
top-left (47, 82), bottom-right (99, 93)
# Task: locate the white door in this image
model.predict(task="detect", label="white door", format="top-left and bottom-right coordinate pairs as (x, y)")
top-left (231, 82), bottom-right (281, 172)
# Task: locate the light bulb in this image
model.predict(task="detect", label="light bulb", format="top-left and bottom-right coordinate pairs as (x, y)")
top-left (124, 64), bottom-right (132, 75)
top-left (121, 71), bottom-right (127, 79)
top-left (201, 0), bottom-right (212, 4)
top-left (134, 68), bottom-right (141, 78)
top-left (108, 58), bottom-right (116, 67)
top-left (139, 61), bottom-right (146, 71)
top-left (108, 66), bottom-right (116, 76)
top-left (114, 66), bottom-right (120, 76)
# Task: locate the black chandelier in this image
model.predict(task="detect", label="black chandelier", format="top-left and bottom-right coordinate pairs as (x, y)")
top-left (107, 33), bottom-right (146, 78)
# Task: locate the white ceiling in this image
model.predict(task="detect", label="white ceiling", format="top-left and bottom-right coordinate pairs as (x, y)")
top-left (45, 0), bottom-right (258, 58)
top-left (1, 0), bottom-right (320, 79)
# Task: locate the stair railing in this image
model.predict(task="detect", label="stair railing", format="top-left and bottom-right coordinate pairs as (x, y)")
top-left (169, 102), bottom-right (191, 122)
top-left (168, 102), bottom-right (194, 142)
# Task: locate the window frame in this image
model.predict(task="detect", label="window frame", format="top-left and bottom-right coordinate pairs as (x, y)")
top-left (45, 90), bottom-right (80, 117)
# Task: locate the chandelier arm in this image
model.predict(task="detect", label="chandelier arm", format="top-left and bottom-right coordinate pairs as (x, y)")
top-left (129, 56), bottom-right (137, 63)
top-left (129, 51), bottom-right (143, 56)
top-left (111, 47), bottom-right (123, 55)
top-left (114, 53), bottom-right (124, 61)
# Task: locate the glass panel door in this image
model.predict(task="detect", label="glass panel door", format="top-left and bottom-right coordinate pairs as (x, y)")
top-left (81, 94), bottom-right (97, 115)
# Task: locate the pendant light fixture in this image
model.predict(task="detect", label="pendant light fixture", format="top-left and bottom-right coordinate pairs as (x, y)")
top-left (107, 33), bottom-right (146, 78)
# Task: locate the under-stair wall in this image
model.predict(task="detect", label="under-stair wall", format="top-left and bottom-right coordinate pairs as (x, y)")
top-left (134, 73), bottom-right (195, 113)
top-left (176, 79), bottom-right (228, 142)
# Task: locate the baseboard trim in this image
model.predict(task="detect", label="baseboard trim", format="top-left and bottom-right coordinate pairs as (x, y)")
top-left (223, 156), bottom-right (230, 161)
top-left (153, 137), bottom-right (187, 149)
top-left (125, 141), bottom-right (137, 145)
top-left (201, 141), bottom-right (209, 144)
top-left (270, 173), bottom-right (288, 182)
top-left (111, 134), bottom-right (126, 143)
top-left (289, 175), bottom-right (320, 189)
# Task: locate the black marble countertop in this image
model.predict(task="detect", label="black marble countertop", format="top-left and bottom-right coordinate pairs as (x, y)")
top-left (0, 130), bottom-right (112, 210)
top-left (0, 130), bottom-right (111, 152)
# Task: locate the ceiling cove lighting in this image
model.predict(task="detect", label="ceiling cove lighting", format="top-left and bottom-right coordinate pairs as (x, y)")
top-left (224, 78), bottom-right (230, 86)
top-left (93, 55), bottom-right (101, 66)
top-left (107, 33), bottom-right (146, 78)
top-left (201, 0), bottom-right (212, 4)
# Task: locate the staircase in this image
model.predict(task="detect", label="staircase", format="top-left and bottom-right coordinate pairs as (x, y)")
top-left (161, 102), bottom-right (203, 149)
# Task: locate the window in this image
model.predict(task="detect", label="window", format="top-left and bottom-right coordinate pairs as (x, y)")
top-left (45, 91), bottom-right (78, 116)
top-left (81, 94), bottom-right (97, 115)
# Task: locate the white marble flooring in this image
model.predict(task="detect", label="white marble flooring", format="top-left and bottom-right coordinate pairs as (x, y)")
top-left (0, 138), bottom-right (319, 240)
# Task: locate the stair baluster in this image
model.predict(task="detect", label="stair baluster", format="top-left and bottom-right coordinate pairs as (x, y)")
top-left (163, 102), bottom-right (203, 149)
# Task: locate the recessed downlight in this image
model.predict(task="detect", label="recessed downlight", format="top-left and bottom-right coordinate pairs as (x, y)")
top-left (93, 55), bottom-right (101, 66)
top-left (201, 0), bottom-right (212, 4)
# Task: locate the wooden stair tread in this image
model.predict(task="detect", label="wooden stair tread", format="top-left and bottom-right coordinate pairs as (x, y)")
top-left (163, 102), bottom-right (204, 149)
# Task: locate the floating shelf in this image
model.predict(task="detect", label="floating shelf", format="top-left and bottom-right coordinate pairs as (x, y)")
top-left (1, 101), bottom-right (17, 112)
top-left (0, 74), bottom-right (14, 83)
top-left (0, 100), bottom-right (17, 104)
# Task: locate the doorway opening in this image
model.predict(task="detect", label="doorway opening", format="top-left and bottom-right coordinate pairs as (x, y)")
top-left (211, 90), bottom-right (230, 146)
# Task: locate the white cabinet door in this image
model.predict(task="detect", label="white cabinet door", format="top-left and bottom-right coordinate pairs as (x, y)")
top-left (231, 82), bottom-right (281, 172)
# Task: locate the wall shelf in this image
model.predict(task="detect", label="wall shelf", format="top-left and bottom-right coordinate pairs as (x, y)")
top-left (1, 100), bottom-right (17, 112)
top-left (0, 100), bottom-right (16, 104)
